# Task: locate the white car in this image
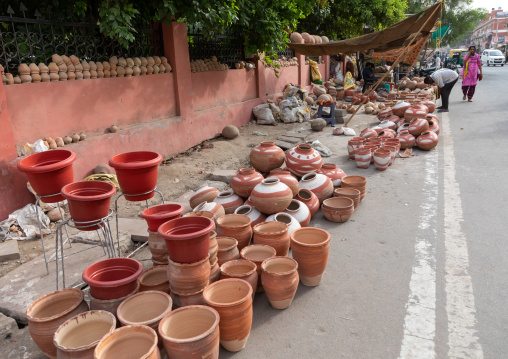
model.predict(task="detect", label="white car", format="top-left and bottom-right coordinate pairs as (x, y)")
top-left (481, 49), bottom-right (505, 66)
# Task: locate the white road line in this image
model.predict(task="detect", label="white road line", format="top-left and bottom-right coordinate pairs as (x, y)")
top-left (399, 146), bottom-right (439, 359)
top-left (441, 113), bottom-right (484, 358)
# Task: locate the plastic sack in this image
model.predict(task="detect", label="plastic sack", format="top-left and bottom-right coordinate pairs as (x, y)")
top-left (23, 139), bottom-right (48, 156)
top-left (0, 204), bottom-right (50, 241)
top-left (311, 140), bottom-right (332, 157)
top-left (253, 103), bottom-right (276, 125)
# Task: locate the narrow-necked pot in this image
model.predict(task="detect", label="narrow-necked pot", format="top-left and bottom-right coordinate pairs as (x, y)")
top-left (253, 221), bottom-right (290, 256)
top-left (295, 189), bottom-right (320, 217)
top-left (230, 167), bottom-right (264, 198)
top-left (138, 265), bottom-right (170, 293)
top-left (167, 255), bottom-right (210, 294)
top-left (220, 259), bottom-right (258, 300)
top-left (299, 173), bottom-right (334, 203)
top-left (283, 199), bottom-right (311, 227)
top-left (250, 178), bottom-right (293, 215)
top-left (267, 169), bottom-right (299, 197)
top-left (140, 204), bottom-right (185, 232)
top-left (193, 202), bottom-right (225, 220)
top-left (261, 257), bottom-right (299, 309)
top-left (212, 190), bottom-right (244, 214)
top-left (234, 205), bottom-right (266, 227)
top-left (240, 244), bottom-right (277, 292)
top-left (216, 214), bottom-right (252, 250)
top-left (290, 228), bottom-right (331, 286)
top-left (216, 237), bottom-right (240, 266)
top-left (190, 185), bottom-right (220, 209)
top-left (94, 325), bottom-right (160, 359)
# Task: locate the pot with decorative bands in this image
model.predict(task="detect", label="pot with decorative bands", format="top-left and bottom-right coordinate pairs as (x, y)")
top-left (317, 163), bottom-right (346, 188)
top-left (249, 141), bottom-right (285, 173)
top-left (230, 168), bottom-right (264, 198)
top-left (285, 143), bottom-right (322, 177)
top-left (298, 173), bottom-right (334, 203)
top-left (250, 178), bottom-right (293, 215)
top-left (294, 189), bottom-right (320, 217)
top-left (213, 190), bottom-right (244, 214)
top-left (190, 185), bottom-right (220, 209)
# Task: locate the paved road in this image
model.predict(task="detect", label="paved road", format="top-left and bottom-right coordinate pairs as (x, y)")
top-left (222, 65), bottom-right (508, 359)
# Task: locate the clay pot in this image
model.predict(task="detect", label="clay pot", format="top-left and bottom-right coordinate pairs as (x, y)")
top-left (266, 212), bottom-right (301, 237)
top-left (249, 141), bottom-right (285, 173)
top-left (283, 199), bottom-right (310, 227)
top-left (378, 129), bottom-right (397, 139)
top-left (334, 188), bottom-right (361, 208)
top-left (252, 221), bottom-right (290, 256)
top-left (408, 118), bottom-right (429, 137)
top-left (392, 100), bottom-right (410, 117)
top-left (94, 325), bottom-right (160, 359)
top-left (310, 118), bottom-right (327, 131)
top-left (347, 137), bottom-right (365, 159)
top-left (167, 256), bottom-right (210, 294)
top-left (193, 201), bottom-right (225, 220)
top-left (397, 130), bottom-right (416, 149)
top-left (416, 131), bottom-right (439, 151)
top-left (285, 143), bottom-right (322, 177)
top-left (421, 100), bottom-right (436, 113)
top-left (266, 169), bottom-right (299, 197)
top-left (384, 138), bottom-right (401, 152)
top-left (404, 105), bottom-right (428, 122)
top-left (373, 149), bottom-right (391, 171)
top-left (26, 288), bottom-right (89, 358)
top-left (261, 257), bottom-right (299, 309)
top-left (290, 227), bottom-right (331, 286)
top-left (377, 108), bottom-right (393, 120)
top-left (209, 231), bottom-right (218, 264)
top-left (158, 216), bottom-right (214, 264)
top-left (89, 282), bottom-right (139, 318)
top-left (234, 205), bottom-right (266, 227)
top-left (378, 119), bottom-right (397, 131)
top-left (147, 230), bottom-right (169, 265)
top-left (140, 204), bottom-right (185, 232)
top-left (209, 258), bottom-right (220, 283)
top-left (381, 145), bottom-right (398, 166)
top-left (202, 279), bottom-right (253, 352)
top-left (190, 185), bottom-right (220, 209)
top-left (213, 190), bottom-right (244, 214)
top-left (53, 310), bottom-right (116, 359)
top-left (216, 214), bottom-right (252, 250)
top-left (230, 168), bottom-right (264, 198)
top-left (299, 173), bottom-right (334, 203)
top-left (360, 128), bottom-right (378, 138)
top-left (317, 163), bottom-right (346, 189)
top-left (398, 122), bottom-right (411, 134)
top-left (170, 288), bottom-right (206, 309)
top-left (216, 237), bottom-right (240, 266)
top-left (428, 120), bottom-right (440, 135)
top-left (250, 178), bottom-right (293, 215)
top-left (295, 189), bottom-right (320, 217)
top-left (240, 245), bottom-right (276, 293)
top-left (138, 265), bottom-right (170, 293)
top-left (322, 197), bottom-right (355, 223)
top-left (158, 305), bottom-right (220, 359)
top-left (220, 259), bottom-right (258, 300)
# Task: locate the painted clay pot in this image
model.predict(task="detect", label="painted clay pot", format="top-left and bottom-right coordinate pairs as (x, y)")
top-left (392, 100), bottom-right (410, 117)
top-left (94, 325), bottom-right (160, 359)
top-left (213, 190), bottom-right (244, 214)
top-left (216, 214), bottom-right (252, 250)
top-left (209, 231), bottom-right (218, 264)
top-left (285, 143), bottom-right (322, 177)
top-left (220, 259), bottom-right (258, 300)
top-left (138, 265), bottom-right (170, 293)
top-left (240, 245), bottom-right (276, 293)
top-left (250, 178), bottom-right (293, 215)
top-left (230, 168), bottom-right (264, 198)
top-left (167, 256), bottom-right (210, 294)
top-left (249, 141), bottom-right (285, 173)
top-left (261, 257), bottom-right (299, 309)
top-left (170, 288), bottom-right (206, 309)
top-left (398, 122), bottom-right (411, 134)
top-left (290, 227), bottom-right (331, 286)
top-left (140, 204), bottom-right (185, 232)
top-left (321, 197), bottom-right (355, 223)
top-left (147, 230), bottom-right (169, 265)
top-left (193, 202), bottom-right (225, 220)
top-left (428, 119), bottom-right (440, 135)
top-left (421, 100), bottom-right (436, 113)
top-left (88, 283), bottom-right (139, 318)
top-left (252, 221), bottom-right (290, 256)
top-left (360, 128), bottom-right (378, 138)
top-left (216, 237), bottom-right (240, 266)
top-left (283, 199), bottom-right (311, 227)
top-left (377, 108), bottom-right (393, 121)
top-left (354, 148), bottom-right (372, 169)
top-left (416, 131), bottom-right (439, 151)
top-left (158, 216), bottom-right (214, 264)
top-left (53, 310), bottom-right (116, 359)
top-left (404, 104), bottom-right (428, 122)
top-left (267, 169), bottom-right (299, 196)
top-left (298, 173), bottom-right (333, 203)
top-left (347, 137), bottom-right (365, 159)
top-left (317, 163), bottom-right (346, 188)
top-left (378, 129), bottom-right (397, 138)
top-left (158, 305), bottom-right (220, 359)
top-left (26, 288), bottom-right (89, 358)
top-left (295, 189), bottom-right (320, 217)
top-left (408, 118), bottom-right (429, 137)
top-left (209, 257), bottom-right (220, 283)
top-left (333, 188), bottom-right (361, 208)
top-left (373, 149), bottom-right (391, 171)
top-left (397, 130), bottom-right (416, 149)
top-left (182, 211), bottom-right (216, 229)
top-left (378, 120), bottom-right (397, 131)
top-left (234, 205), bottom-right (266, 227)
top-left (427, 114), bottom-right (439, 123)
top-left (202, 279), bottom-right (253, 352)
top-left (189, 185), bottom-right (220, 209)
top-left (265, 213), bottom-right (301, 237)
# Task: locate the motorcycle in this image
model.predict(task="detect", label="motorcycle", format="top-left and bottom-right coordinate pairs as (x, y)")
top-left (446, 60), bottom-right (459, 74)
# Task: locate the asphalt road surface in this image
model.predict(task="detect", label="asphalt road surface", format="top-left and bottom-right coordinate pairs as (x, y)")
top-left (221, 65), bottom-right (508, 359)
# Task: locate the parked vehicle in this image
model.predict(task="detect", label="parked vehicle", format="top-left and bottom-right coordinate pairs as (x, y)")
top-left (481, 49), bottom-right (505, 66)
top-left (448, 49), bottom-right (468, 67)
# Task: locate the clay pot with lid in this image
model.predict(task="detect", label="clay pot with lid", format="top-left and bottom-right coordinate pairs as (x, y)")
top-left (234, 205), bottom-right (266, 227)
top-left (416, 131), bottom-right (439, 151)
top-left (240, 245), bottom-right (276, 293)
top-left (220, 259), bottom-right (258, 300)
top-left (282, 199), bottom-right (310, 227)
top-left (299, 173), bottom-right (334, 203)
top-left (334, 188), bottom-right (361, 208)
top-left (373, 149), bottom-right (391, 171)
top-left (252, 221), bottom-right (290, 256)
top-left (26, 288), bottom-right (89, 358)
top-left (167, 256), bottom-right (210, 294)
top-left (322, 197), bottom-right (355, 223)
top-left (158, 305), bottom-right (220, 359)
top-left (213, 190), bottom-right (243, 214)
top-left (189, 185), bottom-right (220, 209)
top-left (140, 204), bottom-right (185, 232)
top-left (193, 201), bottom-right (225, 220)
top-left (295, 189), bottom-right (320, 217)
top-left (317, 163), bottom-right (346, 188)
top-left (53, 310), bottom-right (116, 359)
top-left (216, 214), bottom-right (252, 250)
top-left (397, 130), bottom-right (416, 149)
top-left (94, 325), bottom-right (160, 359)
top-left (250, 178), bottom-right (293, 215)
top-left (230, 167), bottom-right (264, 198)
top-left (408, 118), bottom-right (429, 137)
top-left (261, 257), bottom-right (299, 309)
top-left (285, 143), bottom-right (322, 176)
top-left (138, 265), bottom-right (170, 293)
top-left (202, 278), bottom-right (253, 352)
top-left (249, 141), bottom-right (285, 173)
top-left (147, 230), bottom-right (169, 265)
top-left (267, 169), bottom-right (299, 196)
top-left (216, 237), bottom-right (240, 266)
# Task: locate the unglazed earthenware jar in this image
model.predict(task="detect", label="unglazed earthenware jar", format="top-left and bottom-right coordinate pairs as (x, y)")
top-left (295, 189), bottom-right (320, 217)
top-left (250, 178), bottom-right (293, 215)
top-left (240, 245), bottom-right (277, 293)
top-left (216, 214), bottom-right (252, 250)
top-left (317, 163), bottom-right (346, 189)
top-left (230, 168), bottom-right (264, 198)
top-left (298, 173), bottom-right (334, 203)
top-left (220, 259), bottom-right (258, 300)
top-left (249, 141), bottom-right (285, 173)
top-left (416, 131), bottom-right (439, 151)
top-left (397, 130), bottom-right (416, 149)
top-left (216, 237), bottom-right (240, 266)
top-left (266, 169), bottom-right (299, 196)
top-left (261, 257), bottom-right (299, 309)
top-left (94, 325), bottom-right (160, 359)
top-left (408, 118), bottom-right (429, 137)
top-left (282, 199), bottom-right (311, 227)
top-left (213, 190), bottom-right (243, 214)
top-left (285, 143), bottom-right (322, 177)
top-left (167, 256), bottom-right (210, 294)
top-left (190, 185), bottom-right (220, 209)
top-left (252, 221), bottom-right (290, 256)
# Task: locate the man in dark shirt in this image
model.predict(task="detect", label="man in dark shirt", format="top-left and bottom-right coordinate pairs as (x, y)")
top-left (362, 62), bottom-right (376, 92)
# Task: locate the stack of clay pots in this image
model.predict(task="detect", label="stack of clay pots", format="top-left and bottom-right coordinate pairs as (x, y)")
top-left (268, 56), bottom-right (299, 68)
top-left (190, 56), bottom-right (229, 72)
top-left (290, 32), bottom-right (330, 44)
top-left (42, 133), bottom-right (85, 150)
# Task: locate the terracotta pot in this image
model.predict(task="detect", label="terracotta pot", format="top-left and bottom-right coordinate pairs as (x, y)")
top-left (397, 130), bottom-right (416, 149)
top-left (250, 178), bottom-right (293, 215)
top-left (249, 141), bottom-right (285, 173)
top-left (397, 122), bottom-right (411, 134)
top-left (158, 216), bottom-right (214, 264)
top-left (147, 230), bottom-right (169, 265)
top-left (26, 288), bottom-right (89, 358)
top-left (416, 131), bottom-right (439, 151)
top-left (94, 325), bottom-right (160, 359)
top-left (240, 245), bottom-right (276, 293)
top-left (170, 288), bottom-right (206, 309)
top-left (334, 188), bottom-right (361, 208)
top-left (317, 163), bottom-right (346, 189)
top-left (89, 282), bottom-right (139, 318)
top-left (290, 227), bottom-right (331, 286)
top-left (138, 265), bottom-right (170, 293)
top-left (216, 214), bottom-right (252, 250)
top-left (428, 120), bottom-right (440, 135)
top-left (193, 202), bottom-right (225, 220)
top-left (373, 149), bottom-right (391, 171)
top-left (213, 190), bottom-right (244, 214)
top-left (427, 114), bottom-right (439, 123)
top-left (190, 185), bottom-right (220, 209)
top-left (182, 211), bottom-right (216, 229)
top-left (354, 148), bottom-right (372, 169)
top-left (267, 169), bottom-right (299, 197)
top-left (285, 143), bottom-right (322, 177)
top-left (261, 257), bottom-right (299, 309)
top-left (282, 199), bottom-right (310, 227)
top-left (378, 129), bottom-right (397, 138)
top-left (266, 212), bottom-right (301, 237)
top-left (234, 205), bottom-right (266, 227)
top-left (167, 256), bottom-right (210, 294)
top-left (54, 310), bottom-right (116, 359)
top-left (347, 137), bottom-right (365, 159)
top-left (109, 151), bottom-right (162, 201)
top-left (230, 168), bottom-right (264, 198)
top-left (360, 128), bottom-right (378, 138)
top-left (83, 258), bottom-right (143, 300)
top-left (408, 118), bottom-right (429, 137)
top-left (384, 138), bottom-right (401, 152)
top-left (158, 305), bottom-right (220, 359)
top-left (17, 149), bottom-right (76, 203)
top-left (220, 259), bottom-right (258, 300)
top-left (216, 237), bottom-right (240, 266)
top-left (140, 204), bottom-right (185, 232)
top-left (392, 100), bottom-right (410, 117)
top-left (341, 175), bottom-right (367, 188)
top-left (322, 197), bottom-right (355, 223)
top-left (377, 108), bottom-right (393, 121)
top-left (381, 145), bottom-right (398, 166)
top-left (202, 279), bottom-right (253, 352)
top-left (298, 173), bottom-right (333, 203)
top-left (252, 221), bottom-right (290, 256)
top-left (209, 257), bottom-right (220, 283)
top-left (421, 100), bottom-right (436, 113)
top-left (294, 189), bottom-right (320, 218)
top-left (404, 105), bottom-right (428, 122)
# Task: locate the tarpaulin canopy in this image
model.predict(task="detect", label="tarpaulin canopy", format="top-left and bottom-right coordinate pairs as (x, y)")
top-left (371, 36), bottom-right (429, 65)
top-left (431, 24), bottom-right (451, 40)
top-left (288, 1), bottom-right (443, 56)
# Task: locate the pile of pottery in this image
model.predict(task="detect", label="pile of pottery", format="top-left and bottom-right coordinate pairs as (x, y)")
top-left (348, 136), bottom-right (402, 170)
top-left (290, 32), bottom-right (330, 44)
top-left (269, 56), bottom-right (299, 68)
top-left (41, 133), bottom-right (86, 150)
top-left (234, 61), bottom-right (255, 70)
top-left (190, 57), bottom-right (229, 72)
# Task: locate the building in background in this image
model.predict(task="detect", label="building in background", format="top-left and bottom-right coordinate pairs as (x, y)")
top-left (472, 7), bottom-right (508, 50)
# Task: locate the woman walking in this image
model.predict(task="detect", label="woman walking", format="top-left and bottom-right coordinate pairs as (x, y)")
top-left (460, 45), bottom-right (482, 102)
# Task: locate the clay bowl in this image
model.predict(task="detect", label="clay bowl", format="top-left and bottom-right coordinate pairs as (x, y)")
top-left (321, 197), bottom-right (355, 223)
top-left (333, 188), bottom-right (361, 208)
top-left (138, 265), bottom-right (170, 293)
top-left (340, 175), bottom-right (367, 188)
top-left (94, 325), bottom-right (160, 358)
top-left (240, 244), bottom-right (277, 292)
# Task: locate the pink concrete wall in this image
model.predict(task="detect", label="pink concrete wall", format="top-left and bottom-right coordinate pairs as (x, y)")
top-left (264, 66), bottom-right (299, 96)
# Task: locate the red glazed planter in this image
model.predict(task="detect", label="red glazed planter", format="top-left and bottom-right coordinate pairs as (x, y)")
top-left (17, 149), bottom-right (76, 203)
top-left (285, 143), bottom-right (322, 177)
top-left (249, 141), bottom-right (285, 173)
top-left (250, 178), bottom-right (293, 215)
top-left (230, 168), bottom-right (264, 198)
top-left (140, 204), bottom-right (185, 232)
top-left (408, 118), bottom-right (429, 137)
top-left (317, 163), bottom-right (346, 189)
top-left (416, 131), bottom-right (439, 151)
top-left (82, 258), bottom-right (143, 300)
top-left (267, 169), bottom-right (299, 197)
top-left (213, 190), bottom-right (244, 214)
top-left (295, 189), bottom-right (320, 217)
top-left (158, 216), bottom-right (214, 264)
top-left (109, 151), bottom-right (162, 201)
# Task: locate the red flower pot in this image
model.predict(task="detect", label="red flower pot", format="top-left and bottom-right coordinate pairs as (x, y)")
top-left (82, 258), bottom-right (143, 300)
top-left (158, 216), bottom-right (214, 264)
top-left (109, 151), bottom-right (162, 201)
top-left (17, 150), bottom-right (76, 203)
top-left (61, 181), bottom-right (116, 231)
top-left (140, 204), bottom-right (185, 232)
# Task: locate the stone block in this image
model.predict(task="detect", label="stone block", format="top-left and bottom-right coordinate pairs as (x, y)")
top-left (0, 240), bottom-right (20, 262)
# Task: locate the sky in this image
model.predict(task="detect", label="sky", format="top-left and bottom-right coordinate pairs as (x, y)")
top-left (471, 0), bottom-right (508, 11)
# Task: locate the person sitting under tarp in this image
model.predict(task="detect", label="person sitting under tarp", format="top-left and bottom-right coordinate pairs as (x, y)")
top-left (362, 62), bottom-right (376, 93)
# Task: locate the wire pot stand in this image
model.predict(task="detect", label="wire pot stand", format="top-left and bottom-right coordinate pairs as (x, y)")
top-left (55, 210), bottom-right (116, 289)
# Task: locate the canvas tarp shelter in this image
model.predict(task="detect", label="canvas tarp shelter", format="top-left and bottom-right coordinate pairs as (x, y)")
top-left (371, 36), bottom-right (429, 65)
